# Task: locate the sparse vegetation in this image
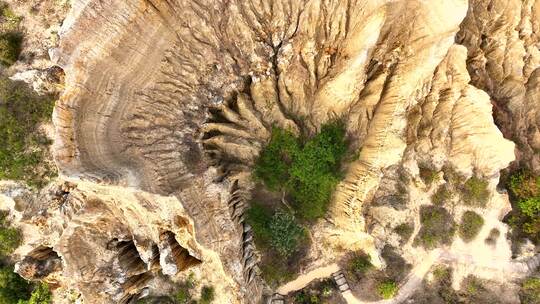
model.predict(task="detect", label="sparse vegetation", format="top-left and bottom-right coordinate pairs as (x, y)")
top-left (484, 228), bottom-right (500, 246)
top-left (459, 211), bottom-right (484, 242)
top-left (173, 273), bottom-right (196, 304)
top-left (394, 223), bottom-right (414, 244)
top-left (289, 279), bottom-right (343, 304)
top-left (414, 206), bottom-right (455, 249)
top-left (246, 204), bottom-right (306, 258)
top-left (377, 280), bottom-right (398, 299)
top-left (0, 76), bottom-right (56, 188)
top-left (520, 277), bottom-right (540, 304)
top-left (461, 176), bottom-right (490, 207)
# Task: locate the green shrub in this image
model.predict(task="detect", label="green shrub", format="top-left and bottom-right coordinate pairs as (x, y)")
top-left (0, 211), bottom-right (21, 257)
top-left (507, 171), bottom-right (540, 243)
top-left (377, 280), bottom-right (398, 299)
top-left (484, 228), bottom-right (500, 245)
top-left (21, 283), bottom-right (52, 304)
top-left (246, 204), bottom-right (305, 257)
top-left (268, 211), bottom-right (305, 258)
top-left (254, 121), bottom-right (348, 220)
top-left (174, 287), bottom-right (191, 304)
top-left (0, 264), bottom-right (31, 304)
top-left (462, 177), bottom-right (489, 207)
top-left (259, 259), bottom-right (294, 287)
top-left (246, 203), bottom-right (272, 247)
top-left (419, 166), bottom-right (438, 186)
top-left (0, 76), bottom-right (56, 188)
top-left (459, 211), bottom-right (484, 242)
top-left (199, 286), bottom-right (214, 304)
top-left (414, 206), bottom-right (455, 249)
top-left (520, 277), bottom-right (540, 304)
top-left (509, 171), bottom-right (540, 200)
top-left (431, 185), bottom-right (452, 206)
top-left (0, 32), bottom-right (22, 66)
top-left (349, 252), bottom-right (373, 277)
top-left (254, 127), bottom-right (300, 191)
top-left (394, 223), bottom-right (414, 243)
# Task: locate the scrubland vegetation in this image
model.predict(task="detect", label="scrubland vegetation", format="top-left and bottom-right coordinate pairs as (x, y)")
top-left (0, 212), bottom-right (52, 304)
top-left (0, 75), bottom-right (56, 188)
top-left (506, 171), bottom-right (540, 244)
top-left (0, 1), bottom-right (23, 67)
top-left (458, 211), bottom-right (484, 242)
top-left (248, 121), bottom-right (348, 286)
top-left (415, 206), bottom-right (456, 249)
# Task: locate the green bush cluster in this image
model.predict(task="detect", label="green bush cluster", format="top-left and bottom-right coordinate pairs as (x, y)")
top-left (0, 264), bottom-right (30, 304)
top-left (0, 2), bottom-right (23, 67)
top-left (348, 252), bottom-right (373, 278)
top-left (199, 286), bottom-right (214, 304)
top-left (507, 171), bottom-right (540, 243)
top-left (18, 283), bottom-right (52, 304)
top-left (246, 203), bottom-right (306, 258)
top-left (520, 277), bottom-right (540, 304)
top-left (394, 223), bottom-right (414, 244)
top-left (0, 211), bottom-right (21, 258)
top-left (431, 185), bottom-right (452, 206)
top-left (174, 273), bottom-right (196, 304)
top-left (461, 176), bottom-right (490, 207)
top-left (0, 76), bottom-right (56, 188)
top-left (414, 206), bottom-right (455, 249)
top-left (458, 211), bottom-right (484, 242)
top-left (377, 280), bottom-right (398, 299)
top-left (419, 166), bottom-right (438, 186)
top-left (246, 203), bottom-right (305, 286)
top-left (254, 121), bottom-right (348, 219)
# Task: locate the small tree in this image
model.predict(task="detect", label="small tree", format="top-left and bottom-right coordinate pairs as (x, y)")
top-left (268, 211), bottom-right (305, 258)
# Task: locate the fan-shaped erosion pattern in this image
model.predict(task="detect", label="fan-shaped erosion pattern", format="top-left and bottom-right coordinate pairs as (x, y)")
top-left (26, 0), bottom-right (535, 302)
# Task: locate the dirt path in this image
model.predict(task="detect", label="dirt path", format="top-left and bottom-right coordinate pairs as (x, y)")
top-left (276, 263), bottom-right (340, 294)
top-left (274, 251), bottom-right (540, 304)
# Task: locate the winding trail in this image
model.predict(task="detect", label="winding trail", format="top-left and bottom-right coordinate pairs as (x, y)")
top-left (272, 251), bottom-right (540, 304)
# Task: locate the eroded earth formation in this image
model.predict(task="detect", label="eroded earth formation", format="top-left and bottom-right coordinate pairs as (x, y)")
top-left (1, 0), bottom-right (540, 303)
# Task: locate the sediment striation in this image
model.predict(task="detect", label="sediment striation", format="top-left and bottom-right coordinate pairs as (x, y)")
top-left (2, 0), bottom-right (539, 302)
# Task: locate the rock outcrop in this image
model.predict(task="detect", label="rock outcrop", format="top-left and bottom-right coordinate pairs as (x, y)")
top-left (0, 181), bottom-right (241, 304)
